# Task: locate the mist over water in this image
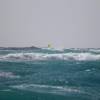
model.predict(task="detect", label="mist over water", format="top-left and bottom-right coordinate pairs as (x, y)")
top-left (0, 47), bottom-right (100, 100)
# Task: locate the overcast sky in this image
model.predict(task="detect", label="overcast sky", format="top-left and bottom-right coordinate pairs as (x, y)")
top-left (0, 0), bottom-right (100, 48)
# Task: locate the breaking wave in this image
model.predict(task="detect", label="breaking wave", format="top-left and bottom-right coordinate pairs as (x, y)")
top-left (89, 49), bottom-right (100, 53)
top-left (11, 84), bottom-right (82, 95)
top-left (0, 52), bottom-right (100, 61)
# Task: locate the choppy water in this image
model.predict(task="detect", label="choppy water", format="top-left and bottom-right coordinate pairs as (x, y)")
top-left (0, 47), bottom-right (100, 100)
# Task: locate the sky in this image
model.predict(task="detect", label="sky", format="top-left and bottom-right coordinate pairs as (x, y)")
top-left (0, 0), bottom-right (100, 48)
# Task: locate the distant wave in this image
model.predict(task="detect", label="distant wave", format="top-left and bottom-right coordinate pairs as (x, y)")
top-left (42, 47), bottom-right (64, 52)
top-left (0, 71), bottom-right (20, 79)
top-left (0, 52), bottom-right (100, 61)
top-left (11, 84), bottom-right (82, 95)
top-left (89, 49), bottom-right (100, 53)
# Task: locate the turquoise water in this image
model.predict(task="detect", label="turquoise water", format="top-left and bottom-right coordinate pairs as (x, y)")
top-left (0, 48), bottom-right (100, 100)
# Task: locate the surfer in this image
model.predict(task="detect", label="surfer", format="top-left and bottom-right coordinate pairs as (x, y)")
top-left (48, 44), bottom-right (52, 48)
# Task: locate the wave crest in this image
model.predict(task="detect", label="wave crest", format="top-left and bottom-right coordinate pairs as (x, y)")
top-left (0, 52), bottom-right (100, 61)
top-left (11, 84), bottom-right (81, 95)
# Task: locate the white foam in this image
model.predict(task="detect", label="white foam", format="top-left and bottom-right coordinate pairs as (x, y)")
top-left (0, 71), bottom-right (20, 79)
top-left (11, 84), bottom-right (81, 95)
top-left (0, 52), bottom-right (100, 61)
top-left (89, 49), bottom-right (100, 53)
top-left (85, 69), bottom-right (91, 72)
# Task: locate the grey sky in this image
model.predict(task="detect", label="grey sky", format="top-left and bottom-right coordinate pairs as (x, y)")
top-left (0, 0), bottom-right (100, 48)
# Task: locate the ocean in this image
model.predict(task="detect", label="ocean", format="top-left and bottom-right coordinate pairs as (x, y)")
top-left (0, 47), bottom-right (100, 100)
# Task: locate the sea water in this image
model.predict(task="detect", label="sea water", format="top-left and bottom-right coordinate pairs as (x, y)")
top-left (0, 47), bottom-right (100, 100)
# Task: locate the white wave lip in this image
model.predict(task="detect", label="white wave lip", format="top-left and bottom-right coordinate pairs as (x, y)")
top-left (0, 71), bottom-right (20, 79)
top-left (11, 84), bottom-right (81, 95)
top-left (0, 52), bottom-right (100, 61)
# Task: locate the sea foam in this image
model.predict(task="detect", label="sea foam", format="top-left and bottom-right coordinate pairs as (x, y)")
top-left (0, 52), bottom-right (100, 61)
top-left (0, 71), bottom-right (20, 79)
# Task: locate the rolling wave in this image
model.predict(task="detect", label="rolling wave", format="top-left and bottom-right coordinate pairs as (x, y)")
top-left (0, 52), bottom-right (100, 61)
top-left (11, 84), bottom-right (82, 95)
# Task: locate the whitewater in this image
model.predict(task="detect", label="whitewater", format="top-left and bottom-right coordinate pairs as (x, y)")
top-left (0, 47), bottom-right (100, 100)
